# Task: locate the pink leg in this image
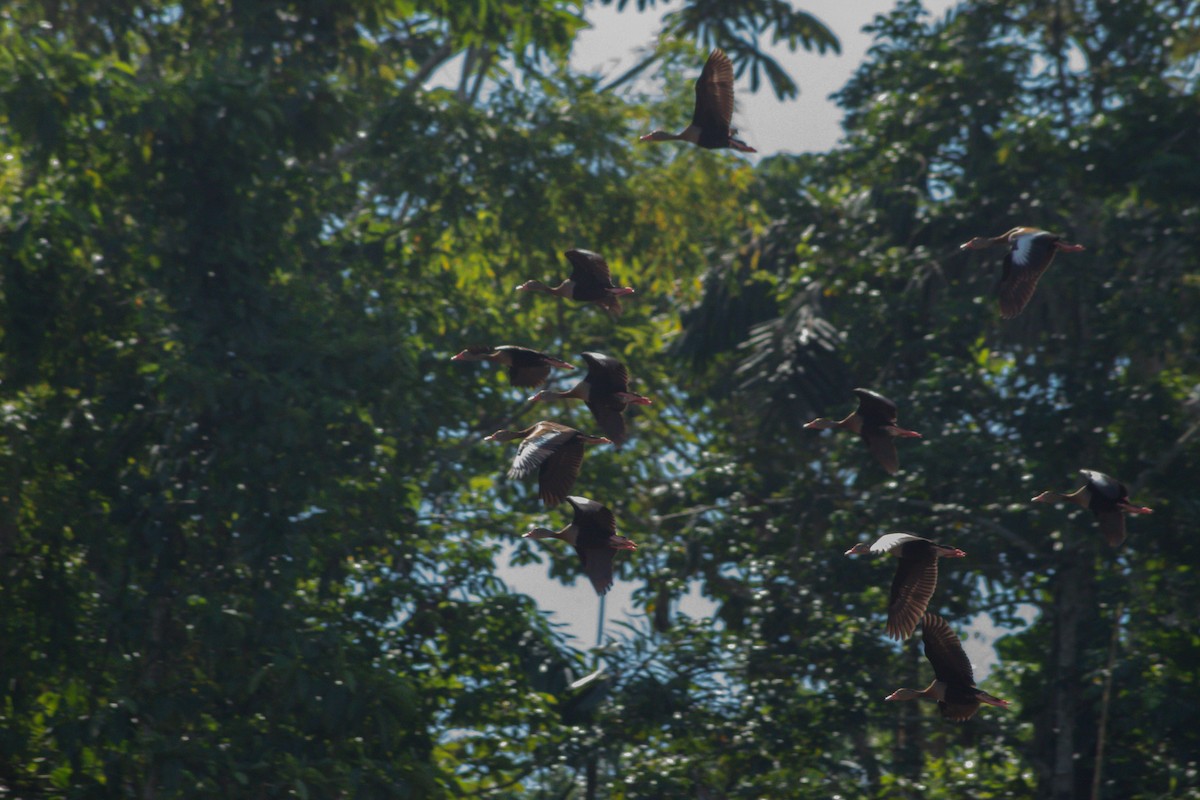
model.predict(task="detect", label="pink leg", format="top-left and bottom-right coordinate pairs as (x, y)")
top-left (616, 392), bottom-right (652, 405)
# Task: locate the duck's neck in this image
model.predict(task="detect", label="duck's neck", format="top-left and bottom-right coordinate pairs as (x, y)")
top-left (885, 681), bottom-right (944, 704)
top-left (529, 383), bottom-right (588, 403)
top-left (518, 279), bottom-right (573, 298)
top-left (803, 417), bottom-right (843, 431)
top-left (524, 525), bottom-right (577, 545)
top-left (1032, 487), bottom-right (1090, 508)
top-left (641, 127), bottom-right (700, 144)
top-left (485, 427), bottom-right (533, 443)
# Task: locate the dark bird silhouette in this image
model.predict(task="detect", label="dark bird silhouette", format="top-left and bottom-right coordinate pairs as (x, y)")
top-left (639, 49), bottom-right (756, 153)
top-left (803, 388), bottom-right (922, 474)
top-left (844, 533), bottom-right (966, 640)
top-left (528, 352), bottom-right (652, 448)
top-left (523, 496), bottom-right (638, 595)
top-left (485, 421), bottom-right (611, 507)
top-left (960, 227), bottom-right (1086, 318)
top-left (885, 613), bottom-right (1011, 721)
top-left (1032, 469), bottom-right (1153, 546)
top-left (516, 249), bottom-right (634, 316)
top-left (451, 345), bottom-right (575, 388)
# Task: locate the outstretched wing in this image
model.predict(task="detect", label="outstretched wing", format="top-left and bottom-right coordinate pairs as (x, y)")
top-left (581, 352), bottom-right (630, 394)
top-left (586, 399), bottom-right (628, 448)
top-left (887, 546), bottom-right (939, 640)
top-left (693, 49), bottom-right (735, 131)
top-left (498, 346), bottom-right (553, 387)
top-left (576, 546), bottom-right (617, 595)
top-left (564, 249), bottom-right (613, 300)
top-left (537, 436), bottom-right (585, 507)
top-left (921, 613), bottom-right (976, 687)
top-left (570, 498), bottom-right (621, 595)
top-left (863, 431), bottom-right (900, 475)
top-left (869, 532), bottom-right (929, 554)
top-left (509, 423), bottom-right (576, 478)
top-left (996, 232), bottom-right (1058, 318)
top-left (853, 387), bottom-right (899, 425)
top-left (1080, 469), bottom-right (1125, 503)
top-left (1096, 510), bottom-right (1128, 547)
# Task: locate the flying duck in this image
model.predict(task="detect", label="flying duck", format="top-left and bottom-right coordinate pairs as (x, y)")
top-left (523, 496), bottom-right (638, 595)
top-left (959, 227), bottom-right (1086, 318)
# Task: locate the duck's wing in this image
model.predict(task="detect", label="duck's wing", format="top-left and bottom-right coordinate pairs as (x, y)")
top-left (937, 686), bottom-right (982, 722)
top-left (852, 387), bottom-right (899, 425)
top-left (580, 352), bottom-right (630, 394)
top-left (537, 435), bottom-right (585, 507)
top-left (996, 232), bottom-right (1059, 319)
top-left (585, 399), bottom-right (628, 448)
top-left (571, 500), bottom-right (621, 595)
top-left (509, 422), bottom-right (576, 478)
top-left (863, 431), bottom-right (900, 475)
top-left (869, 532), bottom-right (929, 554)
top-left (565, 495), bottom-right (615, 531)
top-left (921, 613), bottom-right (976, 686)
top-left (692, 48), bottom-right (735, 131)
top-left (1080, 469), bottom-right (1125, 502)
top-left (494, 346), bottom-right (551, 387)
top-left (1096, 510), bottom-right (1128, 547)
top-left (576, 544), bottom-right (617, 595)
top-left (579, 353), bottom-right (632, 445)
top-left (564, 249), bottom-right (613, 300)
top-left (887, 544), bottom-right (938, 640)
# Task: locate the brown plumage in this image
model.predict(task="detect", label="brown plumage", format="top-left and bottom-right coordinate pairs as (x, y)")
top-left (528, 352), bottom-right (652, 448)
top-left (803, 388), bottom-right (923, 474)
top-left (844, 533), bottom-right (966, 640)
top-left (1032, 469), bottom-right (1153, 546)
top-left (515, 249), bottom-right (634, 316)
top-left (522, 496), bottom-right (639, 595)
top-left (639, 49), bottom-right (756, 153)
top-left (451, 345), bottom-right (575, 388)
top-left (960, 227), bottom-right (1086, 319)
top-left (485, 421), bottom-right (611, 506)
top-left (885, 613), bottom-right (1011, 721)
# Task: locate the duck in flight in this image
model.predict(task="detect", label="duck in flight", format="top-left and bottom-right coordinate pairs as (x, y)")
top-left (639, 49), bottom-right (756, 153)
top-left (959, 227), bottom-right (1085, 318)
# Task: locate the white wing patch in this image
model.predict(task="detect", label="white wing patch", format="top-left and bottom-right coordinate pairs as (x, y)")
top-left (1009, 231), bottom-right (1048, 266)
top-left (510, 428), bottom-right (575, 477)
top-left (870, 532), bottom-right (925, 554)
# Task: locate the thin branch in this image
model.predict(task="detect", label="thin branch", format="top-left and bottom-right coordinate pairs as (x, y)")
top-left (457, 45), bottom-right (476, 102)
top-left (467, 48), bottom-right (494, 106)
top-left (896, 497), bottom-right (1041, 557)
top-left (599, 52), bottom-right (658, 94)
top-left (403, 40), bottom-right (455, 94)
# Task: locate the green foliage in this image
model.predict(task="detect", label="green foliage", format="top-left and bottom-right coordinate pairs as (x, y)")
top-left (2, 0), bottom-right (1199, 798)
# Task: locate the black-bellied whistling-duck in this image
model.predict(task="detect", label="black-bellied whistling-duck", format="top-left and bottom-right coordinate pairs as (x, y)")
top-left (844, 533), bottom-right (966, 640)
top-left (803, 388), bottom-right (922, 474)
top-left (451, 345), bottom-right (576, 388)
top-left (485, 420), bottom-right (611, 507)
top-left (523, 496), bottom-right (639, 595)
top-left (1031, 469), bottom-right (1153, 547)
top-left (885, 613), bottom-right (1011, 722)
top-left (516, 249), bottom-right (634, 316)
top-left (639, 49), bottom-right (756, 153)
top-left (959, 227), bottom-right (1086, 319)
top-left (528, 352), bottom-right (652, 448)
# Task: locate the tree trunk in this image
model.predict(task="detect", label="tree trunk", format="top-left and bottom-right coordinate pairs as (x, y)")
top-left (1043, 544), bottom-right (1094, 800)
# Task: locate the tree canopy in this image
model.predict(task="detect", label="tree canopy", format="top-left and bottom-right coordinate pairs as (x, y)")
top-left (1, 0), bottom-right (1198, 798)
